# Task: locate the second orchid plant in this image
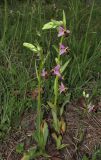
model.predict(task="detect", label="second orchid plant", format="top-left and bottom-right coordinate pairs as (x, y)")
top-left (22, 11), bottom-right (71, 159)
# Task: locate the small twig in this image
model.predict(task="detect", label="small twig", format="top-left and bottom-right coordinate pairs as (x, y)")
top-left (7, 147), bottom-right (15, 160)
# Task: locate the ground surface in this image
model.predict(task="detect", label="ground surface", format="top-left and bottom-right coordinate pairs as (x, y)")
top-left (0, 99), bottom-right (101, 160)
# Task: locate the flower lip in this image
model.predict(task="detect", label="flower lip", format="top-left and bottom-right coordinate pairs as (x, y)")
top-left (64, 29), bottom-right (70, 36)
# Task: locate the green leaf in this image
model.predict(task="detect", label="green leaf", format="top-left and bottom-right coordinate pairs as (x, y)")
top-left (21, 154), bottom-right (30, 160)
top-left (54, 77), bottom-right (58, 97)
top-left (42, 20), bottom-right (63, 30)
top-left (57, 136), bottom-right (62, 149)
top-left (42, 22), bottom-right (54, 30)
top-left (92, 149), bottom-right (101, 160)
top-left (51, 19), bottom-right (63, 27)
top-left (23, 43), bottom-right (37, 52)
top-left (35, 60), bottom-right (39, 81)
top-left (53, 45), bottom-right (59, 54)
top-left (36, 43), bottom-right (42, 52)
top-left (55, 58), bottom-right (59, 64)
top-left (47, 101), bottom-right (55, 108)
top-left (61, 59), bottom-right (71, 73)
top-left (60, 106), bottom-right (64, 116)
top-left (63, 10), bottom-right (66, 29)
top-left (43, 121), bottom-right (49, 146)
top-left (61, 93), bottom-right (71, 108)
top-left (57, 143), bottom-right (68, 150)
top-left (52, 110), bottom-right (57, 123)
top-left (52, 133), bottom-right (58, 141)
top-left (52, 110), bottom-right (59, 132)
top-left (82, 155), bottom-right (89, 160)
top-left (43, 51), bottom-right (50, 65)
top-left (42, 153), bottom-right (51, 158)
top-left (60, 93), bottom-right (71, 116)
top-left (33, 130), bottom-right (39, 143)
top-left (28, 147), bottom-right (37, 158)
top-left (16, 143), bottom-right (24, 154)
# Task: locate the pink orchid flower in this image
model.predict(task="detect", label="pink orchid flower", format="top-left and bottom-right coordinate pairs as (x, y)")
top-left (88, 103), bottom-right (95, 113)
top-left (53, 64), bottom-right (61, 77)
top-left (60, 44), bottom-right (69, 55)
top-left (58, 26), bottom-right (70, 37)
top-left (59, 82), bottom-right (67, 93)
top-left (41, 69), bottom-right (48, 78)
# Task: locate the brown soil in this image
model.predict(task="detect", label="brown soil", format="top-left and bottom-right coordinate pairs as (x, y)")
top-left (0, 100), bottom-right (101, 160)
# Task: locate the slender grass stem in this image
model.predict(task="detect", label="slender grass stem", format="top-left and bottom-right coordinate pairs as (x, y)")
top-left (2, 0), bottom-right (8, 44)
top-left (83, 0), bottom-right (95, 63)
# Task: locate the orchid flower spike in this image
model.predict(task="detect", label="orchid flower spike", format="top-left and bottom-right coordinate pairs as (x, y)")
top-left (58, 26), bottom-right (70, 37)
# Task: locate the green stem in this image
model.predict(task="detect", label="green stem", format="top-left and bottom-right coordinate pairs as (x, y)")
top-left (54, 37), bottom-right (64, 112)
top-left (37, 60), bottom-right (43, 137)
top-left (54, 76), bottom-right (59, 109)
